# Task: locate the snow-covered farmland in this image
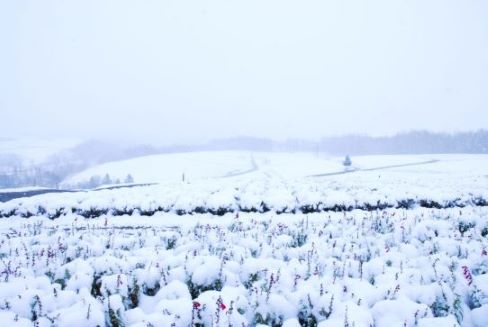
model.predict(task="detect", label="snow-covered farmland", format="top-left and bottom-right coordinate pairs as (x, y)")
top-left (0, 208), bottom-right (487, 326)
top-left (61, 152), bottom-right (488, 186)
top-left (0, 153), bottom-right (487, 326)
top-left (2, 154), bottom-right (487, 218)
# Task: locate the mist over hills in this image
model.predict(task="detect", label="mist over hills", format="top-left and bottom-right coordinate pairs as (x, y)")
top-left (0, 130), bottom-right (487, 189)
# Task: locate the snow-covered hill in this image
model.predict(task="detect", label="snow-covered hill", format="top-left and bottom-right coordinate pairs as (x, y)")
top-left (61, 152), bottom-right (488, 187)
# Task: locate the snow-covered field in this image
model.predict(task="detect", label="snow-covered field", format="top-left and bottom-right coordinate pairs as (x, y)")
top-left (3, 153), bottom-right (487, 217)
top-left (0, 153), bottom-right (487, 326)
top-left (62, 152), bottom-right (481, 186)
top-left (0, 208), bottom-right (487, 326)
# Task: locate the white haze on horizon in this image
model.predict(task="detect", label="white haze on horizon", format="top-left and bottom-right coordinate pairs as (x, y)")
top-left (1, 0), bottom-right (487, 145)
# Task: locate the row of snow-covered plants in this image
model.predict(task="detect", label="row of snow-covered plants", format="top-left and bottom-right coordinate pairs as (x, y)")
top-left (0, 207), bottom-right (487, 327)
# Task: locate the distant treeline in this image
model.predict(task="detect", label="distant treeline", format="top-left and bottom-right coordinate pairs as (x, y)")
top-left (193, 130), bottom-right (488, 155)
top-left (316, 130), bottom-right (488, 155)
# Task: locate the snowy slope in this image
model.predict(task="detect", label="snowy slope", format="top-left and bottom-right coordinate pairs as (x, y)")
top-left (62, 151), bottom-right (257, 186)
top-left (62, 151), bottom-right (472, 187)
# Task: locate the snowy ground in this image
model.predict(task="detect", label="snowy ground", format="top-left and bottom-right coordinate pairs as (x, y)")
top-left (62, 152), bottom-right (487, 186)
top-left (0, 208), bottom-right (487, 326)
top-left (0, 153), bottom-right (487, 326)
top-left (3, 153), bottom-right (487, 217)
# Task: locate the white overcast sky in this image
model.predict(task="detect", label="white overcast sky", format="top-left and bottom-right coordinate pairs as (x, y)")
top-left (1, 0), bottom-right (487, 144)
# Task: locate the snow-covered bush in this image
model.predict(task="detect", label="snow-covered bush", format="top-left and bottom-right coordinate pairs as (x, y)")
top-left (0, 207), bottom-right (487, 326)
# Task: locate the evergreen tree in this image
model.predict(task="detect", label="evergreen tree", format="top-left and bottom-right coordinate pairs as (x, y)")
top-left (88, 175), bottom-right (101, 188)
top-left (124, 174), bottom-right (134, 184)
top-left (102, 173), bottom-right (112, 185)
